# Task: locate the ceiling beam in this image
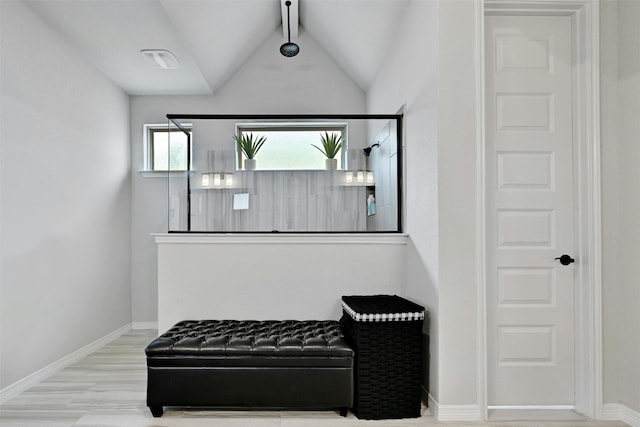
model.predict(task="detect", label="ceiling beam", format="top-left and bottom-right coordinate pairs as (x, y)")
top-left (281, 0), bottom-right (299, 41)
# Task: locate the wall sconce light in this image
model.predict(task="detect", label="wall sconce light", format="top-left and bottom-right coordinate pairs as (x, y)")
top-left (366, 171), bottom-right (374, 183)
top-left (201, 172), bottom-right (234, 188)
top-left (344, 171), bottom-right (353, 183)
top-left (341, 170), bottom-right (374, 186)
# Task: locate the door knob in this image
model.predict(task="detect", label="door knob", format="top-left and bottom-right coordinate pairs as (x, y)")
top-left (554, 254), bottom-right (575, 265)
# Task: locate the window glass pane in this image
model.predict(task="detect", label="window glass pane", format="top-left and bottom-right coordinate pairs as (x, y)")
top-left (166, 116), bottom-right (401, 233)
top-left (152, 130), bottom-right (189, 171)
top-left (238, 126), bottom-right (344, 170)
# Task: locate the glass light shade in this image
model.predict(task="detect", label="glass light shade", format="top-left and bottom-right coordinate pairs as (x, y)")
top-left (280, 42), bottom-right (300, 57)
top-left (225, 174), bottom-right (234, 186)
top-left (345, 171), bottom-right (353, 183)
top-left (213, 173), bottom-right (221, 186)
top-left (201, 174), bottom-right (210, 187)
top-left (366, 171), bottom-right (374, 183)
top-left (356, 171), bottom-right (365, 183)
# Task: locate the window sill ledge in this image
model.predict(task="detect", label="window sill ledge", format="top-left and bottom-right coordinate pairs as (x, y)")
top-left (139, 171), bottom-right (190, 178)
top-left (153, 233), bottom-right (409, 245)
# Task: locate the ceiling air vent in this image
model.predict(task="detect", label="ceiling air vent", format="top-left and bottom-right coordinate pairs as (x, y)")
top-left (140, 49), bottom-right (180, 69)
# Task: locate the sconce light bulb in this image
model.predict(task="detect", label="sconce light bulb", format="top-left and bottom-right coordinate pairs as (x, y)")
top-left (345, 171), bottom-right (353, 183)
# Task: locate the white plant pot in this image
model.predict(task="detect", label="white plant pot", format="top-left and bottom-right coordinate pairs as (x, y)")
top-left (244, 158), bottom-right (256, 170)
top-left (325, 158), bottom-right (338, 170)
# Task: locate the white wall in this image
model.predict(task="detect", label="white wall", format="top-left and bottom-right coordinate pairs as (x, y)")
top-left (601, 0), bottom-right (640, 414)
top-left (157, 238), bottom-right (407, 333)
top-left (370, 0), bottom-right (640, 415)
top-left (614, 1), bottom-right (640, 412)
top-left (600, 0), bottom-right (620, 410)
top-left (367, 0), bottom-right (479, 407)
top-left (366, 0), bottom-right (441, 401)
top-left (434, 0), bottom-right (479, 407)
top-left (6, 0), bottom-right (634, 418)
top-left (131, 29), bottom-right (368, 324)
top-left (0, 0), bottom-right (131, 389)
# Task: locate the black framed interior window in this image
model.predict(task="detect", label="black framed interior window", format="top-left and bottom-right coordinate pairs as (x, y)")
top-left (165, 114), bottom-right (402, 233)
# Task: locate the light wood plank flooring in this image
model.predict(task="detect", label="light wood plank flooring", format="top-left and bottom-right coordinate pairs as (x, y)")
top-left (0, 329), bottom-right (629, 426)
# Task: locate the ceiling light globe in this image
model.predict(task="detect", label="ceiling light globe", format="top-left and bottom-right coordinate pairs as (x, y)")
top-left (280, 42), bottom-right (300, 57)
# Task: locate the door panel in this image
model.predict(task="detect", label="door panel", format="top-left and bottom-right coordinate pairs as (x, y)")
top-left (486, 15), bottom-right (575, 406)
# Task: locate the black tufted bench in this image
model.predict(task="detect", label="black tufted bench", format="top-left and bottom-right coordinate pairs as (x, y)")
top-left (145, 320), bottom-right (354, 417)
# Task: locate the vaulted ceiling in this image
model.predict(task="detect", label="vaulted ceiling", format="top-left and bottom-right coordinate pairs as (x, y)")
top-left (23, 0), bottom-right (411, 96)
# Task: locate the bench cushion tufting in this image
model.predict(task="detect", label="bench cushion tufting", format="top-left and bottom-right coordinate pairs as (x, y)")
top-left (145, 319), bottom-right (354, 416)
top-left (146, 320), bottom-right (354, 359)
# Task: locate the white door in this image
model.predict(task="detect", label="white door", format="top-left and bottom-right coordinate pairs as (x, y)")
top-left (485, 15), bottom-right (576, 406)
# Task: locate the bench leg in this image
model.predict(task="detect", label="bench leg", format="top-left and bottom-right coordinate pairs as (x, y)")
top-left (149, 406), bottom-right (163, 417)
top-left (339, 407), bottom-right (349, 417)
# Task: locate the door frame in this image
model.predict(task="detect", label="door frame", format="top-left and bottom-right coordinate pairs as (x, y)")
top-left (476, 0), bottom-right (602, 420)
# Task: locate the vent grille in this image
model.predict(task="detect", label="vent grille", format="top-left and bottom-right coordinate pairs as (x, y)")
top-left (140, 49), bottom-right (179, 69)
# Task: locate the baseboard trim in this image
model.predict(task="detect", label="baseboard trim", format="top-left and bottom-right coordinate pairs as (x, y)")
top-left (603, 403), bottom-right (640, 426)
top-left (0, 323), bottom-right (131, 404)
top-left (425, 390), bottom-right (439, 419)
top-left (427, 391), bottom-right (483, 421)
top-left (131, 321), bottom-right (158, 330)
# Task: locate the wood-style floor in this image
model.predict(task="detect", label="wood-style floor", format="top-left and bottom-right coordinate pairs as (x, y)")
top-left (0, 329), bottom-right (629, 427)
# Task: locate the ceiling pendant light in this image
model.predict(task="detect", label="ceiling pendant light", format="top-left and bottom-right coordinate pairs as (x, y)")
top-left (280, 1), bottom-right (299, 57)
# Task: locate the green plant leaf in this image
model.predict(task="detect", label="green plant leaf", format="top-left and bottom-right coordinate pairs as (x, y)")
top-left (234, 133), bottom-right (267, 159)
top-left (312, 131), bottom-right (344, 159)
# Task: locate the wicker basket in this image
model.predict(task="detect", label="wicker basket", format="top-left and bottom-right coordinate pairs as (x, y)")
top-left (341, 295), bottom-right (425, 420)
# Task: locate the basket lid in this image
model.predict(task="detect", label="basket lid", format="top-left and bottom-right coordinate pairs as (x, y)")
top-left (341, 295), bottom-right (424, 322)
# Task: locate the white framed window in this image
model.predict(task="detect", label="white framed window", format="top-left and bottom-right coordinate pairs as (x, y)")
top-left (235, 122), bottom-right (347, 170)
top-left (144, 124), bottom-right (192, 172)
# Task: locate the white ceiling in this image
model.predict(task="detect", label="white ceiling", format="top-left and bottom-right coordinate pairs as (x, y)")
top-left (23, 0), bottom-right (411, 96)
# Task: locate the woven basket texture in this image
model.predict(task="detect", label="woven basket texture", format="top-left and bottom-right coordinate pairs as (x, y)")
top-left (342, 313), bottom-right (423, 420)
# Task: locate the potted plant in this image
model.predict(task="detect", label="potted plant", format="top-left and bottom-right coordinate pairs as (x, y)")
top-left (312, 131), bottom-right (344, 170)
top-left (234, 133), bottom-right (267, 170)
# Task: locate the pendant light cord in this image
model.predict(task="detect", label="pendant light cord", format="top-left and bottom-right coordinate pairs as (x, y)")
top-left (286, 1), bottom-right (292, 43)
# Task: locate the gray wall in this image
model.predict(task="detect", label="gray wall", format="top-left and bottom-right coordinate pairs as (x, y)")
top-left (601, 0), bottom-right (640, 414)
top-left (0, 1), bottom-right (131, 388)
top-left (170, 118), bottom-right (372, 233)
top-left (366, 120), bottom-right (399, 232)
